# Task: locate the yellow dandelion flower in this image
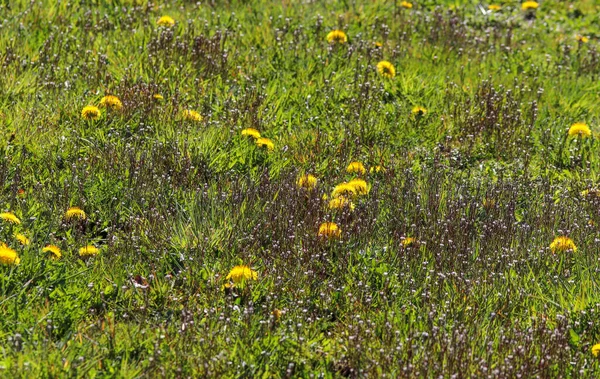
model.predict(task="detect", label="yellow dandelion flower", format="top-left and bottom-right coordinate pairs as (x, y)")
top-left (326, 30), bottom-right (348, 44)
top-left (226, 265), bottom-right (258, 284)
top-left (272, 309), bottom-right (282, 319)
top-left (297, 174), bottom-right (318, 190)
top-left (157, 16), bottom-right (175, 27)
top-left (348, 178), bottom-right (369, 195)
top-left (15, 233), bottom-right (29, 246)
top-left (346, 161), bottom-right (366, 175)
top-left (412, 106), bottom-right (427, 116)
top-left (488, 4), bottom-right (501, 11)
top-left (318, 222), bottom-right (341, 239)
top-left (332, 182), bottom-right (357, 198)
top-left (568, 123), bottom-right (591, 138)
top-left (65, 207), bottom-right (86, 221)
top-left (0, 212), bottom-right (20, 225)
top-left (329, 197), bottom-right (355, 210)
top-left (182, 109), bottom-right (202, 122)
top-left (42, 245), bottom-right (62, 260)
top-left (593, 343), bottom-right (600, 357)
top-left (374, 42), bottom-right (383, 48)
top-left (521, 1), bottom-right (538, 10)
top-left (400, 1), bottom-right (413, 9)
top-left (576, 35), bottom-right (589, 43)
top-left (377, 61), bottom-right (396, 79)
top-left (81, 105), bottom-right (101, 120)
top-left (0, 244), bottom-right (20, 265)
top-left (370, 165), bottom-right (386, 174)
top-left (255, 137), bottom-right (275, 150)
top-left (99, 95), bottom-right (123, 111)
top-left (402, 237), bottom-right (416, 247)
top-left (79, 245), bottom-right (100, 257)
top-left (241, 128), bottom-right (261, 139)
top-left (549, 236), bottom-right (577, 253)
top-left (153, 94), bottom-right (164, 100)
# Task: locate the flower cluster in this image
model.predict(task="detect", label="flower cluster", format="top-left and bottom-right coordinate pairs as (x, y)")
top-left (0, 207), bottom-right (101, 266)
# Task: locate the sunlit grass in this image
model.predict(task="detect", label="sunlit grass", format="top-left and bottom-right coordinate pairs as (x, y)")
top-left (1, 0), bottom-right (600, 377)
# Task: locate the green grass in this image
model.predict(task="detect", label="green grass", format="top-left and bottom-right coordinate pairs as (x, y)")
top-left (1, 0), bottom-right (600, 377)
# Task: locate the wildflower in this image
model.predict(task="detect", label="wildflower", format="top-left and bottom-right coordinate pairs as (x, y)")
top-left (374, 42), bottom-right (383, 48)
top-left (402, 237), bottom-right (416, 247)
top-left (17, 189), bottom-right (26, 198)
top-left (42, 245), bottom-right (62, 260)
top-left (346, 161), bottom-right (366, 175)
top-left (182, 110), bottom-right (202, 122)
top-left (226, 265), bottom-right (258, 284)
top-left (488, 4), bottom-right (501, 11)
top-left (576, 35), bottom-right (589, 43)
top-left (15, 233), bottom-right (29, 246)
top-left (0, 244), bottom-right (20, 265)
top-left (297, 174), bottom-right (318, 190)
top-left (348, 178), bottom-right (369, 195)
top-left (332, 183), bottom-right (357, 198)
top-left (157, 16), bottom-right (175, 27)
top-left (326, 30), bottom-right (348, 44)
top-left (568, 123), bottom-right (591, 138)
top-left (241, 128), bottom-right (261, 139)
top-left (79, 245), bottom-right (100, 257)
top-left (318, 222), bottom-right (341, 238)
top-left (255, 137), bottom-right (275, 150)
top-left (412, 106), bottom-right (427, 116)
top-left (99, 95), bottom-right (123, 111)
top-left (81, 105), bottom-right (101, 120)
top-left (272, 309), bottom-right (282, 320)
top-left (400, 1), bottom-right (413, 8)
top-left (521, 1), bottom-right (538, 10)
top-left (65, 207), bottom-right (86, 221)
top-left (370, 165), bottom-right (386, 174)
top-left (153, 94), bottom-right (164, 100)
top-left (377, 61), bottom-right (396, 79)
top-left (593, 343), bottom-right (600, 357)
top-left (329, 197), bottom-right (355, 210)
top-left (0, 212), bottom-right (20, 225)
top-left (549, 236), bottom-right (577, 253)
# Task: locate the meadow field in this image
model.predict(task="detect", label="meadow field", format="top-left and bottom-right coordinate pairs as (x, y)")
top-left (1, 0), bottom-right (600, 377)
